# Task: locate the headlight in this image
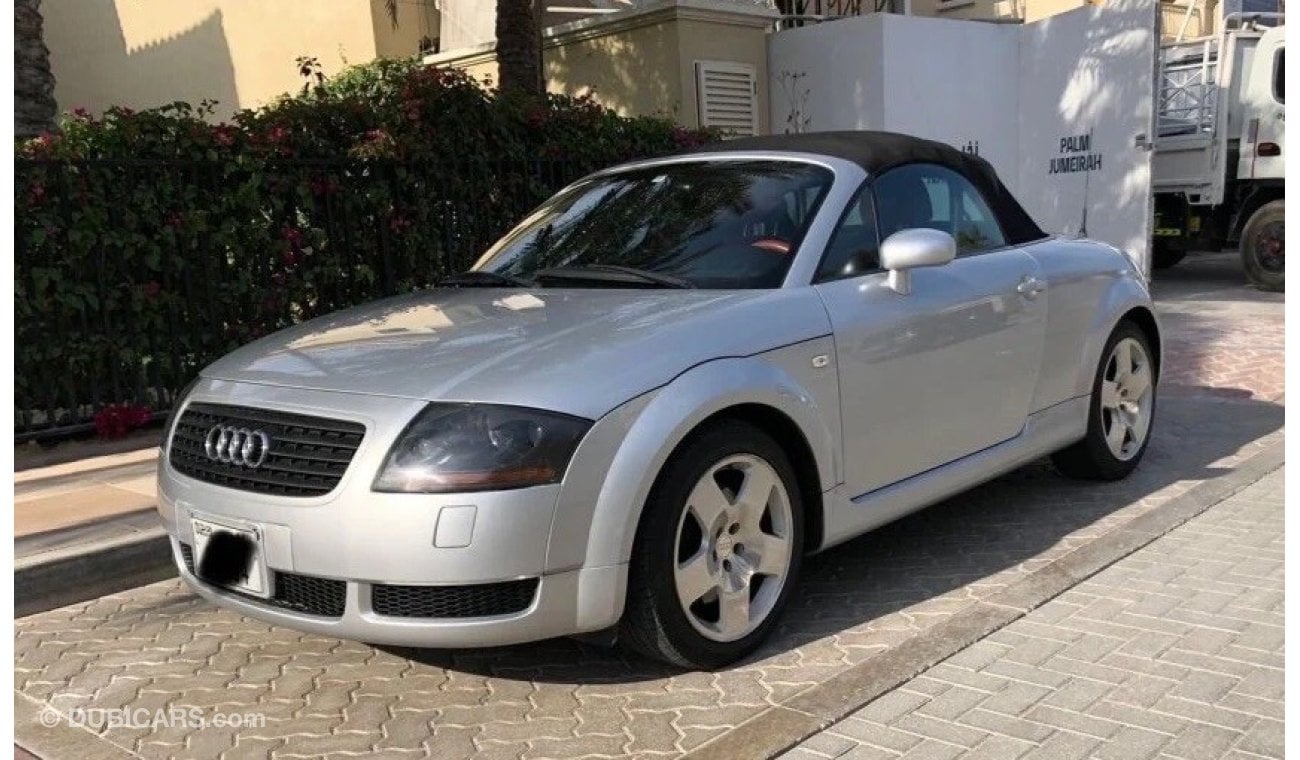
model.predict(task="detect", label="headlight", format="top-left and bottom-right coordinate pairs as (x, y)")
top-left (373, 403), bottom-right (592, 493)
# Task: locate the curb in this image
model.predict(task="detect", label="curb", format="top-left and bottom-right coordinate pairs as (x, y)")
top-left (16, 440), bottom-right (159, 476)
top-left (683, 440), bottom-right (1285, 760)
top-left (15, 527), bottom-right (175, 618)
top-left (15, 448), bottom-right (157, 494)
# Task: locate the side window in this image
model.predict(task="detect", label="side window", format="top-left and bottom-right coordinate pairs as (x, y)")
top-left (816, 185), bottom-right (880, 282)
top-left (1274, 48), bottom-right (1285, 103)
top-left (873, 164), bottom-right (1007, 255)
top-left (956, 187), bottom-right (1006, 253)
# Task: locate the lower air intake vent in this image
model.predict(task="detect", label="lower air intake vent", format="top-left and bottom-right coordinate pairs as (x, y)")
top-left (371, 579), bottom-right (539, 618)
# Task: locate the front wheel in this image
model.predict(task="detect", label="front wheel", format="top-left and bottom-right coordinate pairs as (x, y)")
top-left (619, 420), bottom-right (803, 669)
top-left (1052, 321), bottom-right (1157, 480)
top-left (1241, 200), bottom-right (1284, 292)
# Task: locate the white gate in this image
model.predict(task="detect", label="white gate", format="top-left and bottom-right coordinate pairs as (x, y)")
top-left (768, 1), bottom-right (1160, 272)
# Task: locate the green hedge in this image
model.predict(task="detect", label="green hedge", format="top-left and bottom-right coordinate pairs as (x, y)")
top-left (15, 58), bottom-right (718, 439)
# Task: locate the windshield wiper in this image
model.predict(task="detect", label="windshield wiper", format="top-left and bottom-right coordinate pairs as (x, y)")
top-left (438, 270), bottom-right (535, 288)
top-left (533, 264), bottom-right (695, 289)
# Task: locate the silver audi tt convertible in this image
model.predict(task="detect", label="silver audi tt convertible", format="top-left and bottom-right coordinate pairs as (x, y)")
top-left (158, 131), bottom-right (1160, 668)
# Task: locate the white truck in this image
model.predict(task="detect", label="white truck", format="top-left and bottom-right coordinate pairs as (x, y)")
top-left (1152, 14), bottom-right (1285, 290)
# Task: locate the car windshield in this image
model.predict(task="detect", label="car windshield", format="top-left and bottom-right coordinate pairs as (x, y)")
top-left (471, 160), bottom-right (835, 289)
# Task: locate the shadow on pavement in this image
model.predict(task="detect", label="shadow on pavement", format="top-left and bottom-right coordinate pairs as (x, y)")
top-left (1151, 250), bottom-right (1283, 305)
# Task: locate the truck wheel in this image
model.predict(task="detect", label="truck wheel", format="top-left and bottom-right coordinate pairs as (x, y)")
top-left (1241, 200), bottom-right (1284, 292)
top-left (1152, 242), bottom-right (1187, 270)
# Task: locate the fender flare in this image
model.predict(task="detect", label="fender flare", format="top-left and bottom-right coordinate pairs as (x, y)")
top-left (1073, 275), bottom-right (1162, 399)
top-left (582, 354), bottom-right (837, 573)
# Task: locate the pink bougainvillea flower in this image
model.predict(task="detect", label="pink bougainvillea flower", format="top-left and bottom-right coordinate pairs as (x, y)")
top-left (281, 225), bottom-right (304, 249)
top-left (388, 213), bottom-right (413, 234)
top-left (93, 403), bottom-right (154, 439)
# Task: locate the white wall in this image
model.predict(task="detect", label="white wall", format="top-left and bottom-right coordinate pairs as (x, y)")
top-left (876, 16), bottom-right (1021, 178)
top-left (1016, 0), bottom-right (1158, 263)
top-left (768, 16), bottom-right (887, 134)
top-left (768, 3), bottom-right (1158, 270)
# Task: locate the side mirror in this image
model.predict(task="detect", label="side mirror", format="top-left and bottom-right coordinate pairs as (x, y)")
top-left (879, 228), bottom-right (956, 295)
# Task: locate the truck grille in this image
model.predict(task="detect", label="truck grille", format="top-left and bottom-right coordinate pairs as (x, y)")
top-left (179, 542), bottom-right (347, 618)
top-left (371, 579), bottom-right (539, 618)
top-left (168, 402), bottom-right (365, 497)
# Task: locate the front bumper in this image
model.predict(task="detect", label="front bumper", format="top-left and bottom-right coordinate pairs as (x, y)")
top-left (169, 538), bottom-right (626, 647)
top-left (157, 379), bottom-right (631, 647)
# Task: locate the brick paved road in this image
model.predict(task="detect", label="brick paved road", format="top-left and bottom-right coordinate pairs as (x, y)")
top-left (14, 255), bottom-right (1284, 759)
top-left (1152, 252), bottom-right (1285, 403)
top-left (780, 467), bottom-right (1284, 760)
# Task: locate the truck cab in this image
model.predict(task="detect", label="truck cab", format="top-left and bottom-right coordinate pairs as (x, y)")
top-left (1153, 16), bottom-right (1285, 290)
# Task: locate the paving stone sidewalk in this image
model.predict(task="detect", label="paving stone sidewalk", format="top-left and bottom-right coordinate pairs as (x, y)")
top-left (780, 467), bottom-right (1285, 760)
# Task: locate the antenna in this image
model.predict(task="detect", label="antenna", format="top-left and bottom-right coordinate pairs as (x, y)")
top-left (1079, 128), bottom-right (1092, 238)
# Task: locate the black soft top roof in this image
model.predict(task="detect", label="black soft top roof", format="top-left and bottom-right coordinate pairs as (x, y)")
top-left (690, 130), bottom-right (1046, 245)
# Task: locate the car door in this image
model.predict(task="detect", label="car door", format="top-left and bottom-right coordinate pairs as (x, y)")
top-left (814, 163), bottom-right (1048, 498)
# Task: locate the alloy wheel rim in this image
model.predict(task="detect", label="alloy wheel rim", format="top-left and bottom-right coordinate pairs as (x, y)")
top-left (1099, 337), bottom-right (1154, 461)
top-left (673, 453), bottom-right (793, 643)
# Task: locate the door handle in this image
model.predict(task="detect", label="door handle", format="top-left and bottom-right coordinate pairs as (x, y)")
top-left (1016, 276), bottom-right (1045, 298)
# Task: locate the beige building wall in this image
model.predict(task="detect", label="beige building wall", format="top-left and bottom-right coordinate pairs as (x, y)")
top-left (430, 0), bottom-right (775, 131)
top-left (908, 0), bottom-right (1218, 37)
top-left (545, 18), bottom-right (684, 122)
top-left (371, 0), bottom-right (441, 59)
top-left (1158, 0), bottom-right (1218, 39)
top-left (905, 0), bottom-right (1088, 23)
top-left (43, 0), bottom-right (435, 120)
top-left (676, 13), bottom-right (772, 132)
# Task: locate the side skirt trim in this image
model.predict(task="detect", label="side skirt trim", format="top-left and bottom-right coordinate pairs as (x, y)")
top-left (817, 396), bottom-right (1088, 551)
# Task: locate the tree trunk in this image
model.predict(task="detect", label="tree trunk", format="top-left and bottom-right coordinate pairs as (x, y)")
top-left (495, 0), bottom-right (543, 95)
top-left (15, 0), bottom-right (57, 137)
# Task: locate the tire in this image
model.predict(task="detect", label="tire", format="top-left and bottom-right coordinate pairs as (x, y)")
top-left (1051, 321), bottom-right (1157, 481)
top-left (1240, 200), bottom-right (1284, 292)
top-left (619, 420), bottom-right (804, 669)
top-left (1151, 242), bottom-right (1187, 270)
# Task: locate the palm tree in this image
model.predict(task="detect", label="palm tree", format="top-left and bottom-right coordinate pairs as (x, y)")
top-left (15, 0), bottom-right (57, 137)
top-left (390, 0), bottom-right (542, 94)
top-left (495, 0), bottom-right (543, 95)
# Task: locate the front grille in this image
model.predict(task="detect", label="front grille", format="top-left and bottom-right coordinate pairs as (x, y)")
top-left (371, 579), bottom-right (539, 618)
top-left (168, 402), bottom-right (366, 497)
top-left (179, 541), bottom-right (347, 618)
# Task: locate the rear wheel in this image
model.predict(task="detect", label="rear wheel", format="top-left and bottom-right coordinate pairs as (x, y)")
top-left (620, 420), bottom-right (803, 669)
top-left (1052, 322), bottom-right (1156, 480)
top-left (1241, 200), bottom-right (1284, 292)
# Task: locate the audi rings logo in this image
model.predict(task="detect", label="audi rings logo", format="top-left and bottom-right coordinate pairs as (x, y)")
top-left (204, 425), bottom-right (273, 468)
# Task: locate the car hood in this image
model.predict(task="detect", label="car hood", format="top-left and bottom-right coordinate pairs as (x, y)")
top-left (203, 287), bottom-right (832, 419)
